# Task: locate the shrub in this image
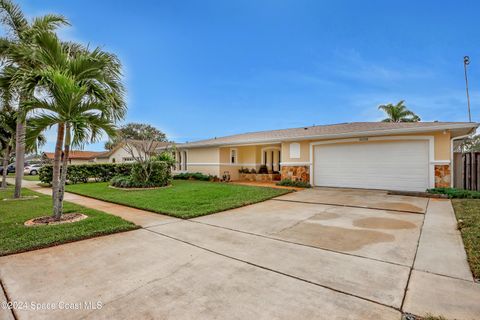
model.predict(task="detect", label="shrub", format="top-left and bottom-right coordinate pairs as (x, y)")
top-left (250, 168), bottom-right (256, 174)
top-left (130, 161), bottom-right (171, 187)
top-left (427, 187), bottom-right (480, 199)
top-left (39, 165), bottom-right (53, 184)
top-left (238, 167), bottom-right (250, 174)
top-left (258, 165), bottom-right (268, 174)
top-left (276, 179), bottom-right (311, 188)
top-left (173, 172), bottom-right (216, 181)
top-left (39, 163), bottom-right (135, 185)
top-left (110, 175), bottom-right (167, 188)
top-left (153, 152), bottom-right (176, 168)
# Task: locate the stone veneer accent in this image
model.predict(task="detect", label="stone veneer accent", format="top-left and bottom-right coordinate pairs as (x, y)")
top-left (434, 165), bottom-right (451, 188)
top-left (281, 166), bottom-right (310, 183)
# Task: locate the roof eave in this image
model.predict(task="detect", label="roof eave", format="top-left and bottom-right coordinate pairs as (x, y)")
top-left (179, 123), bottom-right (479, 148)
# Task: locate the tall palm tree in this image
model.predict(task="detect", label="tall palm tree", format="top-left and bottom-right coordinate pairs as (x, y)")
top-left (24, 31), bottom-right (125, 219)
top-left (378, 100), bottom-right (421, 122)
top-left (0, 0), bottom-right (68, 198)
top-left (0, 108), bottom-right (15, 188)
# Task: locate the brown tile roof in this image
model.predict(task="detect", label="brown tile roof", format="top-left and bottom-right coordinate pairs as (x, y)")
top-left (181, 122), bottom-right (479, 148)
top-left (43, 151), bottom-right (105, 160)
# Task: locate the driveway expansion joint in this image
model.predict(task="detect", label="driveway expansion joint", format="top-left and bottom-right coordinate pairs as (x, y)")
top-left (272, 198), bottom-right (426, 215)
top-left (412, 268), bottom-right (478, 283)
top-left (400, 198), bottom-right (428, 312)
top-left (143, 227), bottom-right (401, 312)
top-left (0, 279), bottom-right (17, 320)
top-left (188, 219), bottom-right (411, 269)
top-left (143, 220), bottom-right (183, 229)
top-left (77, 253), bottom-right (201, 320)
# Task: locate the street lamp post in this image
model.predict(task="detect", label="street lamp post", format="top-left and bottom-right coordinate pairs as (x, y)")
top-left (464, 56), bottom-right (472, 122)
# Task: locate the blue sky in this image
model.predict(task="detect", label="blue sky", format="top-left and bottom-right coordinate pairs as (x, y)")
top-left (16, 0), bottom-right (480, 151)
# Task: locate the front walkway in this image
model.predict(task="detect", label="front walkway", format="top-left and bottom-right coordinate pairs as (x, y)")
top-left (1, 182), bottom-right (479, 319)
top-left (11, 179), bottom-right (178, 227)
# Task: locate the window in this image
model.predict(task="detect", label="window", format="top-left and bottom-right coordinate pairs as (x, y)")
top-left (230, 149), bottom-right (237, 164)
top-left (289, 143), bottom-right (300, 159)
top-left (112, 158), bottom-right (116, 163)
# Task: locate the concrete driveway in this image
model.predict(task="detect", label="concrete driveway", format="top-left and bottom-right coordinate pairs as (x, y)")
top-left (1, 187), bottom-right (479, 320)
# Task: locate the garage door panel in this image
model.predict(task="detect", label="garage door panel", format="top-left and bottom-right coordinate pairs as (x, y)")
top-left (313, 141), bottom-right (430, 191)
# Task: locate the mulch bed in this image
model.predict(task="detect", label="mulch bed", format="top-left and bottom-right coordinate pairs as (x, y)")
top-left (24, 213), bottom-right (88, 226)
top-left (108, 185), bottom-right (170, 191)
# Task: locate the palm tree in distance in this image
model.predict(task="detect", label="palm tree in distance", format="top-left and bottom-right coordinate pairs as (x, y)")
top-left (378, 100), bottom-right (421, 122)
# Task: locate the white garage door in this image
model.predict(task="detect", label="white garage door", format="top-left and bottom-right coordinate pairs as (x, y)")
top-left (313, 140), bottom-right (430, 191)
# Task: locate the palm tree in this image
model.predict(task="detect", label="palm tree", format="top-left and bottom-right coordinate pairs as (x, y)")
top-left (378, 100), bottom-right (421, 122)
top-left (0, 0), bottom-right (68, 198)
top-left (0, 108), bottom-right (15, 188)
top-left (24, 31), bottom-right (125, 219)
top-left (0, 107), bottom-right (45, 189)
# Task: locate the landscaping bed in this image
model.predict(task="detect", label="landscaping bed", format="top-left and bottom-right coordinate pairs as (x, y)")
top-left (0, 187), bottom-right (138, 256)
top-left (66, 180), bottom-right (290, 219)
top-left (451, 199), bottom-right (480, 279)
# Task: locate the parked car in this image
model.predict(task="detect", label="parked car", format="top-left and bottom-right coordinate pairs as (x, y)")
top-left (24, 164), bottom-right (42, 175)
top-left (0, 163), bottom-right (15, 175)
top-left (0, 162), bottom-right (29, 175)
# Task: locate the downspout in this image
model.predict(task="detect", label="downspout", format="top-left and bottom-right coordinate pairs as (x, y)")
top-left (450, 133), bottom-right (474, 188)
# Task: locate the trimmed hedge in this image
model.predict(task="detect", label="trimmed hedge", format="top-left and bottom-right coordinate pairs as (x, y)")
top-left (428, 187), bottom-right (480, 199)
top-left (39, 163), bottom-right (134, 184)
top-left (173, 172), bottom-right (216, 181)
top-left (276, 179), bottom-right (312, 188)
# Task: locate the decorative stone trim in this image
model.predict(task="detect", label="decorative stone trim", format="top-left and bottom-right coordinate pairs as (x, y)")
top-left (434, 165), bottom-right (451, 188)
top-left (281, 166), bottom-right (310, 183)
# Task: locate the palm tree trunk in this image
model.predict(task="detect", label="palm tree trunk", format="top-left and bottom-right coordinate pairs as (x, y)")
top-left (51, 123), bottom-right (64, 207)
top-left (54, 124), bottom-right (70, 220)
top-left (13, 116), bottom-right (26, 198)
top-left (1, 144), bottom-right (10, 189)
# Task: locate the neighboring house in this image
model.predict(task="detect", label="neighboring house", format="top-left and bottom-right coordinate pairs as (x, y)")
top-left (174, 122), bottom-right (479, 192)
top-left (95, 139), bottom-right (175, 163)
top-left (42, 151), bottom-right (105, 165)
top-left (42, 140), bottom-right (176, 165)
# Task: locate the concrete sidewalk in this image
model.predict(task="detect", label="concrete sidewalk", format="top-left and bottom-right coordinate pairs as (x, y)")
top-left (403, 199), bottom-right (480, 319)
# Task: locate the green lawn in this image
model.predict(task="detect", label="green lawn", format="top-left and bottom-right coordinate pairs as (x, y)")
top-left (66, 180), bottom-right (291, 219)
top-left (452, 199), bottom-right (480, 279)
top-left (23, 174), bottom-right (40, 181)
top-left (0, 187), bottom-right (138, 256)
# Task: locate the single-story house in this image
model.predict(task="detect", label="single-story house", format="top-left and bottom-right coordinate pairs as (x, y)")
top-left (42, 151), bottom-right (106, 165)
top-left (42, 140), bottom-right (177, 165)
top-left (95, 139), bottom-right (176, 163)
top-left (173, 122), bottom-right (479, 191)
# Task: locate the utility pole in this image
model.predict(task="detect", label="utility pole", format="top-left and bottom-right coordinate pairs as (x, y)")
top-left (464, 56), bottom-right (472, 122)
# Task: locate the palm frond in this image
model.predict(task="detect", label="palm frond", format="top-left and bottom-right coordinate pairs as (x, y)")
top-left (0, 0), bottom-right (28, 39)
top-left (30, 14), bottom-right (70, 33)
